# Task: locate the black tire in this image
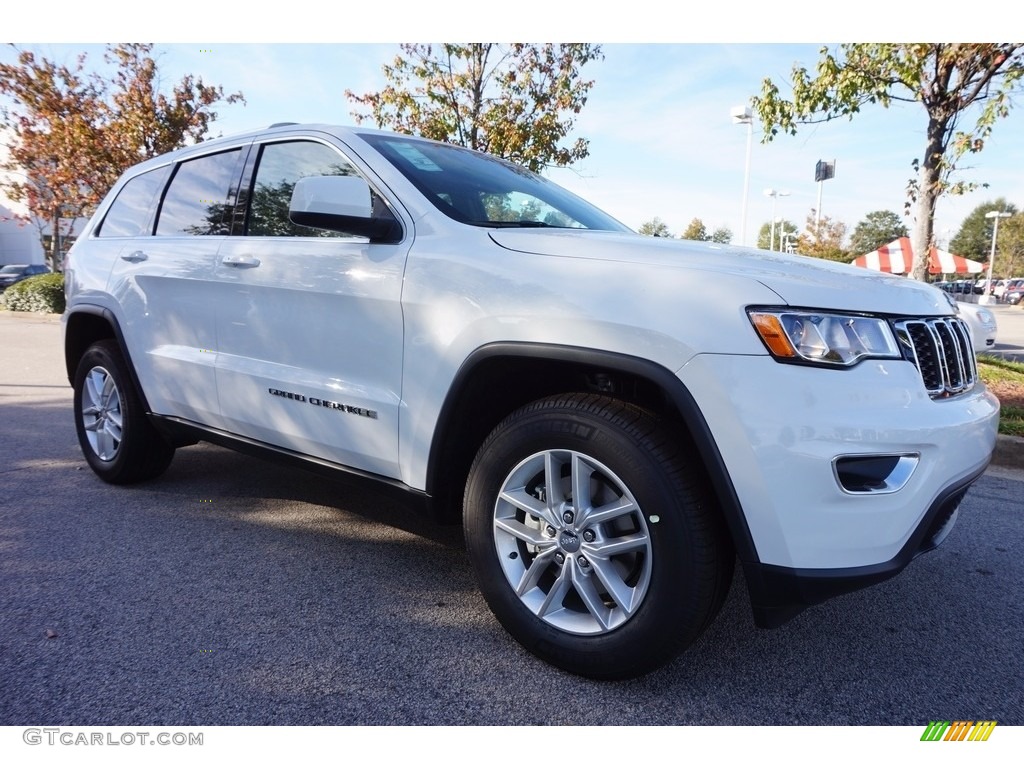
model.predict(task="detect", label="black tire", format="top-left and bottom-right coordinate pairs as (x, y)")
top-left (463, 393), bottom-right (733, 680)
top-left (72, 340), bottom-right (175, 484)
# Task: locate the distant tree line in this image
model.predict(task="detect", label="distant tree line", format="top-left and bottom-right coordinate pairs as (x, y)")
top-left (636, 200), bottom-right (1024, 278)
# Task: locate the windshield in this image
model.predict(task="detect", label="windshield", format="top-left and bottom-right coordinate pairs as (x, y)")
top-left (0, 266), bottom-right (27, 274)
top-left (359, 133), bottom-right (629, 232)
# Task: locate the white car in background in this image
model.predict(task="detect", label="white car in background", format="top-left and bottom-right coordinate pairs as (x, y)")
top-left (958, 302), bottom-right (998, 353)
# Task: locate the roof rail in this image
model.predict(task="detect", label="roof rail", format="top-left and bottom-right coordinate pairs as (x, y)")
top-left (269, 122), bottom-right (299, 128)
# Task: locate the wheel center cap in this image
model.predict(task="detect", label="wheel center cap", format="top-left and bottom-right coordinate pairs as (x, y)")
top-left (558, 531), bottom-right (581, 553)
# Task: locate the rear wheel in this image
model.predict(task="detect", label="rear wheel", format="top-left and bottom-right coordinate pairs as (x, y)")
top-left (73, 340), bottom-right (174, 484)
top-left (464, 394), bottom-right (732, 679)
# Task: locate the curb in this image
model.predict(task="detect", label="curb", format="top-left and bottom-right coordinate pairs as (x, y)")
top-left (0, 309), bottom-right (62, 323)
top-left (992, 434), bottom-right (1024, 471)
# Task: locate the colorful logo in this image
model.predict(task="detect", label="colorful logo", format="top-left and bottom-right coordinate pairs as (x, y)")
top-left (920, 721), bottom-right (997, 741)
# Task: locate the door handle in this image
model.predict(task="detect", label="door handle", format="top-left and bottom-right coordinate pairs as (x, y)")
top-left (121, 250), bottom-right (148, 263)
top-left (222, 255), bottom-right (261, 268)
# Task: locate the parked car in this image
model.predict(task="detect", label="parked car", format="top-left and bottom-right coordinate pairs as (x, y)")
top-left (61, 123), bottom-right (999, 679)
top-left (0, 263), bottom-right (48, 291)
top-left (957, 302), bottom-right (998, 352)
top-left (936, 280), bottom-right (981, 297)
top-left (1003, 278), bottom-right (1024, 305)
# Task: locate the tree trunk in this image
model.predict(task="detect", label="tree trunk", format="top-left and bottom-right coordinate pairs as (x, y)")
top-left (910, 114), bottom-right (948, 282)
top-left (49, 212), bottom-right (61, 272)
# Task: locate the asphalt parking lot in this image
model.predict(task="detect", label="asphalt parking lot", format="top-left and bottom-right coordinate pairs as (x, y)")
top-left (1, 310), bottom-right (1022, 727)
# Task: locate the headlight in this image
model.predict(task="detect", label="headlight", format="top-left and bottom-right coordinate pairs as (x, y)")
top-left (748, 309), bottom-right (901, 367)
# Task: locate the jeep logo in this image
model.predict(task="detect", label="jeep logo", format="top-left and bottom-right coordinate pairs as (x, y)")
top-left (558, 531), bottom-right (581, 553)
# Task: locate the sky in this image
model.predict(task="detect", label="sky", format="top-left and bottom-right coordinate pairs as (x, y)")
top-left (3, 7), bottom-right (1023, 254)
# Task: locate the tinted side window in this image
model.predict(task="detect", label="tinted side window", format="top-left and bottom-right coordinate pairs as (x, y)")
top-left (247, 141), bottom-right (358, 237)
top-left (156, 149), bottom-right (243, 236)
top-left (97, 165), bottom-right (172, 237)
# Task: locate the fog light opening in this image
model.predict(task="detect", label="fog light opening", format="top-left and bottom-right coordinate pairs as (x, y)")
top-left (833, 454), bottom-right (919, 495)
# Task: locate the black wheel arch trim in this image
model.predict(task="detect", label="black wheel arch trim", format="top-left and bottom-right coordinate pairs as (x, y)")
top-left (64, 304), bottom-right (154, 414)
top-left (425, 341), bottom-right (760, 566)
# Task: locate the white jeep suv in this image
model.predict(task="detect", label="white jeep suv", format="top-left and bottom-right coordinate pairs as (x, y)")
top-left (63, 123), bottom-right (999, 679)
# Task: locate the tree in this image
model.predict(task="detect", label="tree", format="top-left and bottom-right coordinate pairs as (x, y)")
top-left (0, 44), bottom-right (242, 269)
top-left (849, 210), bottom-right (909, 255)
top-left (346, 44), bottom-right (602, 173)
top-left (709, 226), bottom-right (733, 244)
top-left (0, 50), bottom-right (108, 269)
top-left (950, 197), bottom-right (1019, 260)
top-left (103, 44), bottom-right (244, 186)
top-left (752, 44), bottom-right (1024, 281)
top-left (798, 213), bottom-right (850, 262)
top-left (996, 213), bottom-right (1024, 278)
top-left (757, 219), bottom-right (799, 250)
top-left (638, 217), bottom-right (672, 238)
top-left (681, 218), bottom-right (708, 241)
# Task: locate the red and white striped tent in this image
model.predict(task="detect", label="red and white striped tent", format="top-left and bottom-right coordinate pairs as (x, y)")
top-left (852, 237), bottom-right (985, 275)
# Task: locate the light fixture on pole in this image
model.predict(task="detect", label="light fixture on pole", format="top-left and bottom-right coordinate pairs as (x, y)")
top-left (982, 210), bottom-right (1011, 305)
top-left (814, 160), bottom-right (835, 228)
top-left (731, 105), bottom-right (754, 247)
top-left (763, 188), bottom-right (790, 250)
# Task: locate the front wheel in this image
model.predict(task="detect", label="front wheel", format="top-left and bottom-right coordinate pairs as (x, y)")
top-left (463, 394), bottom-right (732, 679)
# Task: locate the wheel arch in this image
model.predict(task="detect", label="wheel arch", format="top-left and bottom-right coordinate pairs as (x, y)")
top-left (424, 342), bottom-right (758, 565)
top-left (64, 305), bottom-right (153, 414)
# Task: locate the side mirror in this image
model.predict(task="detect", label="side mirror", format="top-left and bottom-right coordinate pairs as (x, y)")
top-left (289, 175), bottom-right (402, 243)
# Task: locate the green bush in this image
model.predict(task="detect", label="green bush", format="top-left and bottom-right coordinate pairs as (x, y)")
top-left (0, 272), bottom-right (65, 314)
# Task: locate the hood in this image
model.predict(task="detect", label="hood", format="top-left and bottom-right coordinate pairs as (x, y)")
top-left (489, 230), bottom-right (953, 317)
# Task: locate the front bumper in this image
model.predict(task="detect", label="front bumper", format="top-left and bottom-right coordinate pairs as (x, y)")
top-left (741, 465), bottom-right (981, 628)
top-left (677, 352), bottom-right (998, 626)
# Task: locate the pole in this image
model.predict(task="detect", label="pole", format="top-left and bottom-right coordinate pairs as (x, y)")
top-left (815, 181), bottom-right (823, 229)
top-left (740, 120), bottom-right (752, 247)
top-left (984, 211), bottom-right (1010, 305)
top-left (732, 106), bottom-right (755, 247)
top-left (987, 217), bottom-right (1001, 289)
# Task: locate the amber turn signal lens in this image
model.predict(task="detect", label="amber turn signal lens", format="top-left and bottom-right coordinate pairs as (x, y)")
top-left (749, 312), bottom-right (796, 358)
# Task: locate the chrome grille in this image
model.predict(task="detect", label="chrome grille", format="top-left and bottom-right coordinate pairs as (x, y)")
top-left (893, 317), bottom-right (977, 398)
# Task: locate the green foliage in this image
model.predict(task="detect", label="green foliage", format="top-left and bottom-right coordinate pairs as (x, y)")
top-left (756, 219), bottom-right (799, 250)
top-left (977, 356), bottom-right (1024, 436)
top-left (638, 217), bottom-right (672, 238)
top-left (849, 210), bottom-right (908, 255)
top-left (950, 198), bottom-right (1019, 261)
top-left (752, 44), bottom-right (1024, 280)
top-left (346, 44), bottom-right (602, 173)
top-left (996, 214), bottom-right (1024, 278)
top-left (977, 354), bottom-right (1024, 376)
top-left (998, 406), bottom-right (1024, 437)
top-left (0, 272), bottom-right (64, 313)
top-left (680, 218), bottom-right (708, 241)
top-left (709, 226), bottom-right (733, 244)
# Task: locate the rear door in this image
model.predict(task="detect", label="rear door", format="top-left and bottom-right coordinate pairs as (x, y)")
top-left (103, 145), bottom-right (248, 426)
top-left (212, 135), bottom-right (409, 478)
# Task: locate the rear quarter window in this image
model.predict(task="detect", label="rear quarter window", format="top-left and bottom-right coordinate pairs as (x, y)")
top-left (96, 165), bottom-right (172, 238)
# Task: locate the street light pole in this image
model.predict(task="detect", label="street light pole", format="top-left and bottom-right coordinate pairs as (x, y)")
top-left (779, 222), bottom-right (797, 253)
top-left (983, 210), bottom-right (1012, 304)
top-left (731, 106), bottom-right (754, 247)
top-left (763, 188), bottom-right (789, 250)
